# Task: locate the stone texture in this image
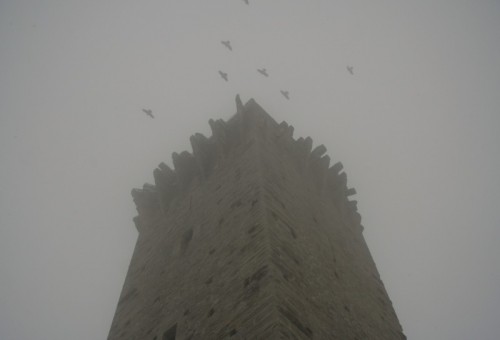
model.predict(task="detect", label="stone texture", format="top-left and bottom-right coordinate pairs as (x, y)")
top-left (108, 97), bottom-right (406, 340)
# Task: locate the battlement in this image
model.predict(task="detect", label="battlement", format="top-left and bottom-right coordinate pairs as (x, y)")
top-left (131, 96), bottom-right (361, 233)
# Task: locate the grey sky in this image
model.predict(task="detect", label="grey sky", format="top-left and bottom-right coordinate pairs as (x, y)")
top-left (1, 1), bottom-right (500, 339)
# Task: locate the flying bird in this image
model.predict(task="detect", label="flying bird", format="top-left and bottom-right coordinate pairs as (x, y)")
top-left (142, 109), bottom-right (154, 118)
top-left (347, 66), bottom-right (354, 75)
top-left (221, 40), bottom-right (232, 51)
top-left (280, 90), bottom-right (290, 100)
top-left (257, 68), bottom-right (269, 77)
top-left (219, 71), bottom-right (228, 81)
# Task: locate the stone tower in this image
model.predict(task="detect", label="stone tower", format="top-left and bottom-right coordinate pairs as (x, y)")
top-left (108, 97), bottom-right (406, 339)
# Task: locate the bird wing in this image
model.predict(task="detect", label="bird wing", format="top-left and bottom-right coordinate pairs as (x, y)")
top-left (219, 71), bottom-right (228, 81)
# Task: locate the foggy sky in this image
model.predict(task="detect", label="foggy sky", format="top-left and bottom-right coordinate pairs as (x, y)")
top-left (1, 1), bottom-right (500, 339)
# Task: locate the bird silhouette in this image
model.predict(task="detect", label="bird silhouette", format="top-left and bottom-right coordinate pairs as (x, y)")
top-left (219, 71), bottom-right (228, 81)
top-left (221, 40), bottom-right (232, 51)
top-left (280, 90), bottom-right (290, 100)
top-left (142, 109), bottom-right (154, 118)
top-left (257, 68), bottom-right (269, 77)
top-left (347, 66), bottom-right (354, 75)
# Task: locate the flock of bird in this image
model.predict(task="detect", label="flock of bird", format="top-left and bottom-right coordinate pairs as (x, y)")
top-left (216, 0), bottom-right (291, 103)
top-left (217, 49), bottom-right (271, 81)
top-left (218, 39), bottom-right (281, 93)
top-left (141, 0), bottom-right (353, 119)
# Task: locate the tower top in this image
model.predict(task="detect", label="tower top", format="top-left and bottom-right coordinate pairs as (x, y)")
top-left (131, 95), bottom-right (359, 234)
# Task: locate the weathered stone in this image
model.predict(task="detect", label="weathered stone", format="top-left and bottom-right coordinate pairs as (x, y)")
top-left (153, 165), bottom-right (179, 213)
top-left (312, 155), bottom-right (331, 193)
top-left (304, 136), bottom-right (313, 155)
top-left (346, 187), bottom-right (357, 196)
top-left (347, 199), bottom-right (358, 211)
top-left (209, 118), bottom-right (229, 156)
top-left (130, 184), bottom-right (161, 231)
top-left (311, 144), bottom-right (327, 158)
top-left (190, 133), bottom-right (216, 178)
top-left (330, 161), bottom-right (344, 174)
top-left (172, 151), bottom-right (198, 188)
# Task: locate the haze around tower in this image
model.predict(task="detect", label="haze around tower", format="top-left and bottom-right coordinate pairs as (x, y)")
top-left (1, 1), bottom-right (500, 339)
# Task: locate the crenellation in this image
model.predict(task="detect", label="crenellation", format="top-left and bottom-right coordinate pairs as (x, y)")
top-left (172, 151), bottom-right (198, 189)
top-left (278, 121), bottom-right (288, 131)
top-left (132, 97), bottom-right (363, 235)
top-left (347, 200), bottom-right (358, 212)
top-left (131, 184), bottom-right (161, 231)
top-left (311, 154), bottom-right (331, 193)
top-left (189, 132), bottom-right (216, 179)
top-left (346, 187), bottom-right (357, 197)
top-left (303, 136), bottom-right (313, 155)
top-left (294, 137), bottom-right (307, 157)
top-left (311, 144), bottom-right (327, 158)
top-left (153, 164), bottom-right (178, 213)
top-left (274, 122), bottom-right (293, 149)
top-left (332, 170), bottom-right (348, 189)
top-left (208, 118), bottom-right (228, 156)
top-left (235, 94), bottom-right (244, 115)
top-left (329, 160), bottom-right (344, 175)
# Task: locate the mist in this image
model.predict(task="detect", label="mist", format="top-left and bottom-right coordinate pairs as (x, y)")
top-left (1, 1), bottom-right (500, 339)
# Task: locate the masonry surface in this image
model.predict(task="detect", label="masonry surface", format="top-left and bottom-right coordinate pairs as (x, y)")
top-left (108, 97), bottom-right (406, 339)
